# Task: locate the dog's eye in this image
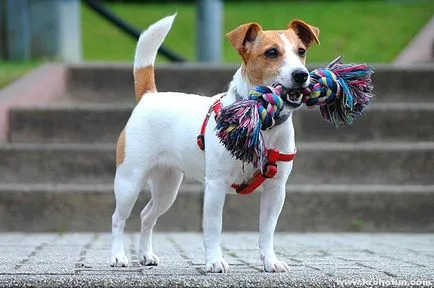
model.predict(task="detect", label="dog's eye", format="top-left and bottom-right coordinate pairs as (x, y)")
top-left (298, 48), bottom-right (306, 57)
top-left (264, 48), bottom-right (279, 58)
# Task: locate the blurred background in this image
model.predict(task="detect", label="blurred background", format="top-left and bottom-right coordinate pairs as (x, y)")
top-left (1, 0), bottom-right (434, 88)
top-left (0, 0), bottom-right (433, 233)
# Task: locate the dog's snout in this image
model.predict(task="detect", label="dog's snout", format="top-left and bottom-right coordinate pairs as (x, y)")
top-left (292, 70), bottom-right (309, 85)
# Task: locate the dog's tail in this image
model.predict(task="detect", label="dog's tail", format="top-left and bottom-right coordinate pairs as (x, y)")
top-left (133, 14), bottom-right (176, 102)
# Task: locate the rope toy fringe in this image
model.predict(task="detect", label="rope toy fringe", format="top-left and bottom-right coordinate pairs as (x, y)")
top-left (215, 56), bottom-right (373, 167)
top-left (303, 56), bottom-right (373, 126)
top-left (215, 86), bottom-right (285, 168)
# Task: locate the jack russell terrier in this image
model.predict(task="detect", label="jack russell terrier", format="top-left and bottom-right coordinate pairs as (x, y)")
top-left (110, 14), bottom-right (319, 273)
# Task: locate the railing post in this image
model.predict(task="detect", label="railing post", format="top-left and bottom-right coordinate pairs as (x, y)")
top-left (30, 0), bottom-right (81, 62)
top-left (4, 0), bottom-right (31, 61)
top-left (0, 0), bottom-right (5, 60)
top-left (196, 0), bottom-right (222, 63)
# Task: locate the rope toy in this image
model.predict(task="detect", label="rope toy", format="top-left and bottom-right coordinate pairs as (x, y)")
top-left (303, 56), bottom-right (373, 126)
top-left (215, 56), bottom-right (373, 168)
top-left (215, 86), bottom-right (285, 168)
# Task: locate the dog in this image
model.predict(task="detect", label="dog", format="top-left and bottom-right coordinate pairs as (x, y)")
top-left (110, 14), bottom-right (319, 273)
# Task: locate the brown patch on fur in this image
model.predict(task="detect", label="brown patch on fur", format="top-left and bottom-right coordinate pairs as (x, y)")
top-left (226, 22), bottom-right (263, 63)
top-left (116, 128), bottom-right (126, 166)
top-left (288, 19), bottom-right (320, 47)
top-left (242, 30), bottom-right (286, 85)
top-left (134, 65), bottom-right (156, 102)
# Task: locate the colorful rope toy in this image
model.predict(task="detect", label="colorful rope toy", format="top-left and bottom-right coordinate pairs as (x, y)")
top-left (215, 56), bottom-right (374, 168)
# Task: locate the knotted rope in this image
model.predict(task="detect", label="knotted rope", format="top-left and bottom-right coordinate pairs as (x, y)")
top-left (215, 86), bottom-right (285, 168)
top-left (303, 56), bottom-right (373, 126)
top-left (215, 56), bottom-right (373, 168)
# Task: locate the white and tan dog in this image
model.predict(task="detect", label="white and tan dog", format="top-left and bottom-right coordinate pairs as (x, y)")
top-left (110, 14), bottom-right (319, 273)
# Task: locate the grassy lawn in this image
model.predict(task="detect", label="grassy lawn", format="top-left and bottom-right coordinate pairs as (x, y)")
top-left (82, 0), bottom-right (434, 64)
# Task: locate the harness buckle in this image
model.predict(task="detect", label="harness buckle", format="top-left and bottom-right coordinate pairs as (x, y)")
top-left (232, 183), bottom-right (248, 194)
top-left (197, 134), bottom-right (205, 151)
top-left (262, 163), bottom-right (277, 178)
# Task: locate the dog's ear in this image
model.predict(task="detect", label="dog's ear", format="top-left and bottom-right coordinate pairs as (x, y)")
top-left (288, 19), bottom-right (320, 47)
top-left (226, 23), bottom-right (263, 62)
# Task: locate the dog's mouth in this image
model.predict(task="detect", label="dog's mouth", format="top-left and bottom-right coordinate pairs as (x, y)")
top-left (279, 86), bottom-right (303, 108)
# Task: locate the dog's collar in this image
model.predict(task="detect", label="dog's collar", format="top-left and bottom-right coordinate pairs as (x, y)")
top-left (234, 89), bottom-right (291, 127)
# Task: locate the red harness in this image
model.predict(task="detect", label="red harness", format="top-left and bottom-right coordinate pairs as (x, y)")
top-left (197, 98), bottom-right (296, 195)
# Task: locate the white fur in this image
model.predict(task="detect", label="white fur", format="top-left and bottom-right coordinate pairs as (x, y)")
top-left (228, 68), bottom-right (253, 99)
top-left (111, 15), bottom-right (304, 273)
top-left (134, 14), bottom-right (176, 68)
top-left (278, 33), bottom-right (310, 88)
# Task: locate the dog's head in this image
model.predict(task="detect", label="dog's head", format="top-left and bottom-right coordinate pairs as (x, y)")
top-left (226, 20), bottom-right (319, 107)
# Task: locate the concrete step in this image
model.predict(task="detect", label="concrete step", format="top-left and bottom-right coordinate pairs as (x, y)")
top-left (0, 142), bottom-right (433, 185)
top-left (1, 183), bottom-right (433, 232)
top-left (9, 103), bottom-right (434, 143)
top-left (64, 63), bottom-right (434, 103)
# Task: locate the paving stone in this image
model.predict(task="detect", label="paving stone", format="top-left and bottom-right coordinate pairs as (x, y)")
top-left (0, 233), bottom-right (433, 287)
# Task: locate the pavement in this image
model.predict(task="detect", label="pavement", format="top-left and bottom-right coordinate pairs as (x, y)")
top-left (0, 233), bottom-right (433, 288)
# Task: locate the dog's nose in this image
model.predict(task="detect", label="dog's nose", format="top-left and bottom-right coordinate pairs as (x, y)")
top-left (292, 70), bottom-right (309, 85)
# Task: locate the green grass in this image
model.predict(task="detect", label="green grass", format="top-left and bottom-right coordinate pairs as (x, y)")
top-left (0, 62), bottom-right (39, 89)
top-left (349, 217), bottom-right (365, 232)
top-left (1, 1), bottom-right (432, 89)
top-left (82, 0), bottom-right (434, 63)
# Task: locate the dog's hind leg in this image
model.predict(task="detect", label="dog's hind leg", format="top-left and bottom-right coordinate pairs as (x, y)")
top-left (110, 164), bottom-right (146, 267)
top-left (138, 167), bottom-right (183, 266)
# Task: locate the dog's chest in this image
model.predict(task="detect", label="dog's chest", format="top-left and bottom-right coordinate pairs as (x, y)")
top-left (231, 163), bottom-right (256, 184)
top-left (226, 163), bottom-right (261, 194)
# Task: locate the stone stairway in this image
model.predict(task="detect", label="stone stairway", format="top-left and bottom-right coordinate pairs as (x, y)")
top-left (1, 64), bottom-right (433, 232)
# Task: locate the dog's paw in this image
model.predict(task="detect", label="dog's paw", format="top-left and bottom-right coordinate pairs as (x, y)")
top-left (139, 252), bottom-right (159, 266)
top-left (206, 258), bottom-right (229, 273)
top-left (262, 257), bottom-right (290, 273)
top-left (110, 253), bottom-right (129, 267)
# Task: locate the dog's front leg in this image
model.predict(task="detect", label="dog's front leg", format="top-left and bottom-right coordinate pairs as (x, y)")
top-left (259, 178), bottom-right (290, 273)
top-left (203, 178), bottom-right (229, 273)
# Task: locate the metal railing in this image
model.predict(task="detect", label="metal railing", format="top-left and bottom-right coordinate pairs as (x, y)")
top-left (83, 0), bottom-right (186, 62)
